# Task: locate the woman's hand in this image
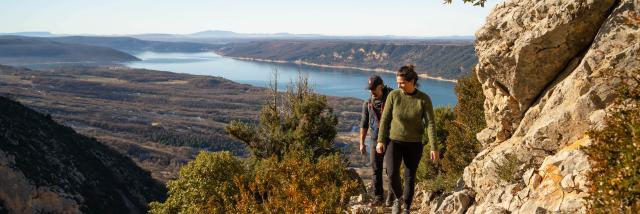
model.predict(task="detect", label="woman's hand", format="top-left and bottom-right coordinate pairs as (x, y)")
top-left (376, 142), bottom-right (385, 154)
top-left (430, 151), bottom-right (440, 162)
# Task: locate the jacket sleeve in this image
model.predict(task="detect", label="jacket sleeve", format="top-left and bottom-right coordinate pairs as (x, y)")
top-left (423, 95), bottom-right (438, 151)
top-left (359, 101), bottom-right (369, 129)
top-left (377, 92), bottom-right (394, 143)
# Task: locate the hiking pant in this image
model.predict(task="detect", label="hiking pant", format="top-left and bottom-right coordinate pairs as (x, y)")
top-left (370, 140), bottom-right (386, 198)
top-left (385, 140), bottom-right (423, 208)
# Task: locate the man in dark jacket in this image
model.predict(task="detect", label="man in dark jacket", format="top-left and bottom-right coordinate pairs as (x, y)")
top-left (359, 75), bottom-right (394, 206)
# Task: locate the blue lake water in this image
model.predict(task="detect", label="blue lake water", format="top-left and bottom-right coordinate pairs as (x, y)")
top-left (124, 52), bottom-right (457, 106)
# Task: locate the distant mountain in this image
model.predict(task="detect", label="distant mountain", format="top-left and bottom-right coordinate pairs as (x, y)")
top-left (217, 40), bottom-right (478, 80)
top-left (0, 36), bottom-right (140, 65)
top-left (0, 31), bottom-right (57, 37)
top-left (49, 36), bottom-right (221, 53)
top-left (131, 30), bottom-right (475, 44)
top-left (190, 30), bottom-right (241, 37)
top-left (0, 96), bottom-right (166, 213)
top-left (188, 30), bottom-right (325, 38)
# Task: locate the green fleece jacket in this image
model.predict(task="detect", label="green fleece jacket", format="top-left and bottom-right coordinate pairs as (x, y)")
top-left (377, 89), bottom-right (438, 151)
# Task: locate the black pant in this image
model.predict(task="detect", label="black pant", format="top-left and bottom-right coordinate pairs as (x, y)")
top-left (385, 140), bottom-right (423, 208)
top-left (370, 140), bottom-right (386, 198)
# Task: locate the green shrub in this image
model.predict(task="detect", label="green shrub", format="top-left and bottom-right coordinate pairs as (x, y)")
top-left (226, 74), bottom-right (338, 160)
top-left (417, 106), bottom-right (454, 183)
top-left (148, 151), bottom-right (245, 214)
top-left (417, 72), bottom-right (486, 192)
top-left (494, 153), bottom-right (520, 183)
top-left (587, 78), bottom-right (640, 213)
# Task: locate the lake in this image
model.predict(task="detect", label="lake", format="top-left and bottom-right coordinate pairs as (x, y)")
top-left (124, 52), bottom-right (457, 106)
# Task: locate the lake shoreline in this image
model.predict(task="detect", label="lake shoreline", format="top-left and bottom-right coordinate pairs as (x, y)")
top-left (220, 54), bottom-right (458, 83)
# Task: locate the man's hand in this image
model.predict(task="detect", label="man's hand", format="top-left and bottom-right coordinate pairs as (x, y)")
top-left (430, 151), bottom-right (440, 162)
top-left (376, 142), bottom-right (385, 154)
top-left (359, 128), bottom-right (368, 155)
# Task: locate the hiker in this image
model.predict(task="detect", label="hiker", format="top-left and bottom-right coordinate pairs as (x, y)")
top-left (359, 75), bottom-right (395, 206)
top-left (376, 65), bottom-right (440, 214)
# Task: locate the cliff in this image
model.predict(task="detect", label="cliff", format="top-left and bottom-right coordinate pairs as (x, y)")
top-left (429, 0), bottom-right (639, 213)
top-left (217, 40), bottom-right (477, 80)
top-left (0, 97), bottom-right (166, 213)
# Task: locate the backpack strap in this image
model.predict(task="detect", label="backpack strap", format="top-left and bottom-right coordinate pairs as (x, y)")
top-left (368, 98), bottom-right (384, 127)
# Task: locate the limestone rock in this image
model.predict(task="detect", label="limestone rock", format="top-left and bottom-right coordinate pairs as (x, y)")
top-left (475, 0), bottom-right (617, 145)
top-left (561, 174), bottom-right (575, 192)
top-left (464, 0), bottom-right (640, 213)
top-left (349, 204), bottom-right (375, 214)
top-left (434, 190), bottom-right (474, 214)
top-left (529, 173), bottom-right (542, 189)
top-left (522, 168), bottom-right (535, 186)
top-left (429, 192), bottom-right (451, 214)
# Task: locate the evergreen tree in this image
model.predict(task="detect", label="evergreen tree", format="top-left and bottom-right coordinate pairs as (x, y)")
top-left (226, 73), bottom-right (338, 160)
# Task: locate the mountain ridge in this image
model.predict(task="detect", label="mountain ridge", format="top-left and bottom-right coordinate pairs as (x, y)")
top-left (0, 36), bottom-right (140, 65)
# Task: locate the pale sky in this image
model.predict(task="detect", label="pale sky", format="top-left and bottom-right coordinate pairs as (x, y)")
top-left (1, 0), bottom-right (502, 37)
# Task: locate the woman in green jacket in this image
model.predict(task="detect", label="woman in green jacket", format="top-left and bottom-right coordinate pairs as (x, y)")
top-left (376, 65), bottom-right (440, 214)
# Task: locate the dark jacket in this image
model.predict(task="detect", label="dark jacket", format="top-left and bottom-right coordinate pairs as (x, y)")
top-left (359, 85), bottom-right (393, 141)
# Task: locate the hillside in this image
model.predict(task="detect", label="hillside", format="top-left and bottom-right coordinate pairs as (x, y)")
top-left (0, 64), bottom-right (362, 181)
top-left (0, 36), bottom-right (140, 65)
top-left (0, 96), bottom-right (166, 213)
top-left (217, 40), bottom-right (477, 80)
top-left (49, 36), bottom-right (221, 53)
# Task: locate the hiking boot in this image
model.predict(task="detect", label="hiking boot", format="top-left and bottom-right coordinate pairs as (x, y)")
top-left (385, 193), bottom-right (395, 207)
top-left (371, 196), bottom-right (384, 206)
top-left (391, 199), bottom-right (402, 214)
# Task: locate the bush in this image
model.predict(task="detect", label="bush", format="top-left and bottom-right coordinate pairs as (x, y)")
top-left (494, 153), bottom-right (520, 183)
top-left (417, 106), bottom-right (454, 182)
top-left (149, 151), bottom-right (245, 214)
top-left (230, 151), bottom-right (360, 213)
top-left (151, 73), bottom-right (361, 213)
top-left (587, 78), bottom-right (640, 213)
top-left (417, 72), bottom-right (485, 192)
top-left (226, 74), bottom-right (338, 160)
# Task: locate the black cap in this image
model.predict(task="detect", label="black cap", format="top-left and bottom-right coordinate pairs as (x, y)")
top-left (366, 75), bottom-right (383, 90)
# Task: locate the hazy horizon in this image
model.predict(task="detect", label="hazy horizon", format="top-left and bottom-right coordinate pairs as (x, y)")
top-left (1, 0), bottom-right (502, 37)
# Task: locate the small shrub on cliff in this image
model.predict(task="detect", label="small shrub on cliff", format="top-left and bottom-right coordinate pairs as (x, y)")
top-left (417, 72), bottom-right (486, 192)
top-left (494, 153), bottom-right (520, 183)
top-left (587, 78), bottom-right (640, 213)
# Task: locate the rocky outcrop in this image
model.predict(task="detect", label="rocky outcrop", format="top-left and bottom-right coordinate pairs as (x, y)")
top-left (475, 0), bottom-right (618, 145)
top-left (0, 97), bottom-right (166, 213)
top-left (461, 0), bottom-right (640, 213)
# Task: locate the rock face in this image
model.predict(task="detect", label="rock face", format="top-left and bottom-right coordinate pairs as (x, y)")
top-left (462, 0), bottom-right (640, 213)
top-left (0, 97), bottom-right (166, 213)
